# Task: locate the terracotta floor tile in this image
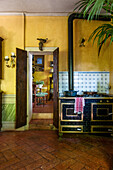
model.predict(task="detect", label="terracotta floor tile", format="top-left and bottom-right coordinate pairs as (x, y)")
top-left (0, 131), bottom-right (113, 170)
top-left (38, 150), bottom-right (56, 161)
top-left (25, 158), bottom-right (48, 170)
top-left (45, 146), bottom-right (55, 153)
top-left (35, 168), bottom-right (42, 170)
top-left (55, 158), bottom-right (76, 170)
top-left (69, 160), bottom-right (85, 170)
top-left (51, 150), bottom-right (69, 161)
top-left (0, 158), bottom-right (20, 170)
top-left (29, 152), bottom-right (42, 161)
top-left (5, 162), bottom-right (26, 170)
top-left (3, 149), bottom-right (17, 160)
top-left (39, 158), bottom-right (60, 170)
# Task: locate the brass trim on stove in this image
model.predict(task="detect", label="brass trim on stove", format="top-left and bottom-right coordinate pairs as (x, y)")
top-left (59, 97), bottom-right (113, 100)
top-left (91, 103), bottom-right (113, 121)
top-left (91, 126), bottom-right (113, 133)
top-left (61, 103), bottom-right (83, 121)
top-left (66, 108), bottom-right (83, 117)
top-left (60, 125), bottom-right (83, 133)
top-left (66, 108), bottom-right (75, 117)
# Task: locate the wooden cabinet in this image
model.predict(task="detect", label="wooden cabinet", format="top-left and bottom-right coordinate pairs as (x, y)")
top-left (0, 37), bottom-right (4, 79)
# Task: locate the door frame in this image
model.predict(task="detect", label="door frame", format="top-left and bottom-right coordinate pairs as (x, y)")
top-left (25, 47), bottom-right (59, 128)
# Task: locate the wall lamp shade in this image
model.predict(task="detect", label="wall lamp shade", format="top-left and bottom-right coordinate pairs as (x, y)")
top-left (4, 52), bottom-right (16, 68)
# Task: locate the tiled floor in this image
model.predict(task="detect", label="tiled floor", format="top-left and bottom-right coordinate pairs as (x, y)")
top-left (0, 130), bottom-right (113, 170)
top-left (29, 119), bottom-right (53, 130)
top-left (33, 101), bottom-right (53, 113)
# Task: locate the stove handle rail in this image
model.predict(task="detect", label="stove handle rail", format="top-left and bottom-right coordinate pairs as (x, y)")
top-left (73, 111), bottom-right (82, 115)
top-left (108, 113), bottom-right (113, 115)
top-left (76, 127), bottom-right (82, 131)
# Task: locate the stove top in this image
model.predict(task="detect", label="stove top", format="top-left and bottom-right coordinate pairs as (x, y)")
top-left (77, 93), bottom-right (111, 97)
top-left (60, 92), bottom-right (113, 98)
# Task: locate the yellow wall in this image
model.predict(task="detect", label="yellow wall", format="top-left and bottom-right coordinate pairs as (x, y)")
top-left (73, 19), bottom-right (111, 71)
top-left (25, 16), bottom-right (68, 71)
top-left (0, 15), bottom-right (24, 94)
top-left (0, 15), bottom-right (113, 94)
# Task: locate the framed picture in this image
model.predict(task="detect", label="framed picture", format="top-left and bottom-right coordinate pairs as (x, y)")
top-left (34, 55), bottom-right (44, 67)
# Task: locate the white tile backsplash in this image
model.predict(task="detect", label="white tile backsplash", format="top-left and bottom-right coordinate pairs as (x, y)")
top-left (59, 71), bottom-right (109, 95)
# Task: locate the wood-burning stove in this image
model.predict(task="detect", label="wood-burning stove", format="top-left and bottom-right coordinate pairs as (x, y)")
top-left (59, 97), bottom-right (113, 135)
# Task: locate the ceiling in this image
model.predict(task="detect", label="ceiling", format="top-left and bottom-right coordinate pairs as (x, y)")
top-left (0, 0), bottom-right (79, 15)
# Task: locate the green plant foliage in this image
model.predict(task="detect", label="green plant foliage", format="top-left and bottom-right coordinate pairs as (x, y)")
top-left (74, 0), bottom-right (113, 20)
top-left (74, 0), bottom-right (113, 55)
top-left (88, 23), bottom-right (113, 55)
top-left (36, 81), bottom-right (44, 85)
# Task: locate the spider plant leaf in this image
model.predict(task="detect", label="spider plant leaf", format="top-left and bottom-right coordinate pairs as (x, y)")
top-left (88, 23), bottom-right (113, 55)
top-left (93, 31), bottom-right (102, 44)
top-left (103, 5), bottom-right (113, 13)
top-left (74, 0), bottom-right (95, 17)
top-left (74, 0), bottom-right (91, 18)
top-left (73, 0), bottom-right (87, 11)
top-left (88, 0), bottom-right (105, 20)
top-left (98, 33), bottom-right (111, 56)
top-left (83, 0), bottom-right (95, 15)
top-left (98, 39), bottom-right (105, 56)
top-left (110, 36), bottom-right (113, 45)
top-left (74, 0), bottom-right (113, 20)
top-left (88, 25), bottom-right (104, 42)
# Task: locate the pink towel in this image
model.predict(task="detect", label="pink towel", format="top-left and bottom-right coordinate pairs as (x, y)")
top-left (74, 97), bottom-right (85, 113)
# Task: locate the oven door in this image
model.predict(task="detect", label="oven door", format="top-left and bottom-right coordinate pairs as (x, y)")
top-left (91, 103), bottom-right (113, 121)
top-left (61, 103), bottom-right (83, 121)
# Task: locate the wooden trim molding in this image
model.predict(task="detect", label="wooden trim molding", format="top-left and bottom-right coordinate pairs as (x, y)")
top-left (2, 94), bottom-right (16, 104)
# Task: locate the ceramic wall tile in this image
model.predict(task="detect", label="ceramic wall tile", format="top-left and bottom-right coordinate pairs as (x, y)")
top-left (59, 71), bottom-right (109, 95)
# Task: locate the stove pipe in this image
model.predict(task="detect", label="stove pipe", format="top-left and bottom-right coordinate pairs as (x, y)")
top-left (68, 13), bottom-right (111, 91)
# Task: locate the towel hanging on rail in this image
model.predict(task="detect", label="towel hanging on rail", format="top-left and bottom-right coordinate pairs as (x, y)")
top-left (74, 97), bottom-right (85, 114)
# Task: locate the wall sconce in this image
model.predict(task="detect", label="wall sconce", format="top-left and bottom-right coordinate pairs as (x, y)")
top-left (80, 38), bottom-right (85, 47)
top-left (4, 52), bottom-right (16, 68)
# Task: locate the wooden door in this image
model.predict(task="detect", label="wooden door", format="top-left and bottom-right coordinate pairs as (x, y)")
top-left (0, 93), bottom-right (2, 130)
top-left (16, 48), bottom-right (27, 129)
top-left (0, 37), bottom-right (3, 130)
top-left (53, 48), bottom-right (59, 128)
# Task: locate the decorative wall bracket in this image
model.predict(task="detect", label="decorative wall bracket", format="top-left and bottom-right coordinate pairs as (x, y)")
top-left (37, 38), bottom-right (48, 51)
